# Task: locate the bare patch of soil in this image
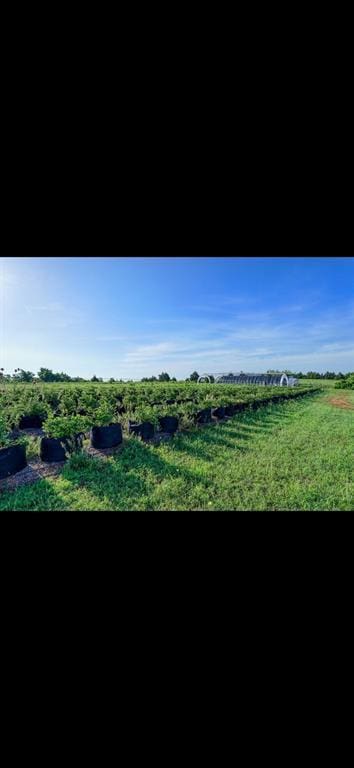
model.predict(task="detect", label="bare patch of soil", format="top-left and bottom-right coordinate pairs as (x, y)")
top-left (0, 459), bottom-right (65, 492)
top-left (10, 427), bottom-right (45, 439)
top-left (84, 443), bottom-right (125, 459)
top-left (325, 396), bottom-right (354, 411)
top-left (0, 442), bottom-right (127, 491)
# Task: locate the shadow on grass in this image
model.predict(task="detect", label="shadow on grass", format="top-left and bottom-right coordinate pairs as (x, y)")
top-left (0, 477), bottom-right (70, 512)
top-left (154, 406), bottom-right (299, 465)
top-left (1, 396), bottom-right (314, 512)
top-left (61, 437), bottom-right (213, 510)
top-left (168, 429), bottom-right (250, 463)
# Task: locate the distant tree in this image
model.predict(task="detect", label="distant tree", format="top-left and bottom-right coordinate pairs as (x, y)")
top-left (109, 377), bottom-right (116, 383)
top-left (171, 377), bottom-right (177, 382)
top-left (209, 375), bottom-right (215, 383)
top-left (37, 367), bottom-right (73, 382)
top-left (91, 375), bottom-right (99, 382)
top-left (336, 374), bottom-right (354, 389)
top-left (38, 368), bottom-right (56, 382)
top-left (158, 372), bottom-right (171, 382)
top-left (189, 371), bottom-right (199, 382)
top-left (13, 369), bottom-right (35, 382)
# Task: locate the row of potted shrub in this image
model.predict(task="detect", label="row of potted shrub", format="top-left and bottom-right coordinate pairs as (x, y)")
top-left (1, 381), bottom-right (320, 431)
top-left (1, 387), bottom-right (321, 480)
top-left (0, 409), bottom-right (182, 479)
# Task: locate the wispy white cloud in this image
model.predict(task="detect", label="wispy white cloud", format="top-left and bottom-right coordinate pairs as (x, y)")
top-left (3, 260), bottom-right (354, 378)
top-left (25, 302), bottom-right (63, 313)
top-left (96, 335), bottom-right (134, 342)
top-left (23, 302), bottom-right (86, 329)
top-left (114, 301), bottom-right (354, 377)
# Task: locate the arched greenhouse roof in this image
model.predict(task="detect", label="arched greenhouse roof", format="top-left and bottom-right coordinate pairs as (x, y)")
top-left (213, 373), bottom-right (290, 386)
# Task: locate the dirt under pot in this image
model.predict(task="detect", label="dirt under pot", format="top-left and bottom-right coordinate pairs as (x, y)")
top-left (0, 444), bottom-right (27, 480)
top-left (90, 424), bottom-right (123, 449)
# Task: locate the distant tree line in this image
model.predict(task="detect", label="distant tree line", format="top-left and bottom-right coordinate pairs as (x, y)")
top-left (141, 372), bottom-right (177, 382)
top-left (0, 367), bottom-right (103, 383)
top-left (1, 367), bottom-right (352, 384)
top-left (288, 371), bottom-right (349, 380)
top-left (266, 370), bottom-right (351, 380)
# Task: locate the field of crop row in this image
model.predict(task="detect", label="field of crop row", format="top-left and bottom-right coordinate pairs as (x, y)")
top-left (0, 381), bottom-right (320, 436)
top-left (1, 386), bottom-right (352, 511)
top-left (0, 381), bottom-right (322, 488)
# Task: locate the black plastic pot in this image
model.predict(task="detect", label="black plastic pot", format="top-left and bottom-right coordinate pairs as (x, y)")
top-left (90, 423), bottom-right (123, 449)
top-left (0, 444), bottom-right (27, 480)
top-left (19, 415), bottom-right (44, 429)
top-left (233, 403), bottom-right (247, 412)
top-left (196, 408), bottom-right (212, 424)
top-left (212, 407), bottom-right (225, 420)
top-left (225, 405), bottom-right (236, 417)
top-left (40, 438), bottom-right (67, 463)
top-left (129, 421), bottom-right (155, 441)
top-left (158, 416), bottom-right (179, 434)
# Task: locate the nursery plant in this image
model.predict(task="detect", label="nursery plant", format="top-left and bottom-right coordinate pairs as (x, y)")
top-left (129, 405), bottom-right (159, 428)
top-left (0, 415), bottom-right (28, 479)
top-left (40, 415), bottom-right (90, 462)
top-left (91, 403), bottom-right (116, 427)
top-left (0, 414), bottom-right (27, 447)
top-left (42, 415), bottom-right (90, 440)
top-left (0, 415), bottom-right (13, 448)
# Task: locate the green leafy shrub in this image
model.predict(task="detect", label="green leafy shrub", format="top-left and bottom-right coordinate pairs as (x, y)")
top-left (335, 375), bottom-right (354, 389)
top-left (158, 404), bottom-right (180, 419)
top-left (92, 403), bottom-right (116, 427)
top-left (0, 414), bottom-right (28, 450)
top-left (43, 415), bottom-right (90, 439)
top-left (130, 405), bottom-right (159, 428)
top-left (0, 415), bottom-right (10, 448)
top-left (23, 399), bottom-right (49, 418)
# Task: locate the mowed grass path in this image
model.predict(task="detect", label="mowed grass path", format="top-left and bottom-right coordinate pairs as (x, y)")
top-left (0, 389), bottom-right (353, 511)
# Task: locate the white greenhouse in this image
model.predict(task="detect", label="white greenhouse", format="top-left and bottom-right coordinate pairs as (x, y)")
top-left (198, 372), bottom-right (298, 387)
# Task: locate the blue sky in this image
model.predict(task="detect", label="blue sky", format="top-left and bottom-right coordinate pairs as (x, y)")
top-left (1, 256), bottom-right (353, 378)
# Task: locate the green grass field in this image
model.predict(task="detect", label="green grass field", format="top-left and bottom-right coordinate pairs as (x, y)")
top-left (0, 387), bottom-right (353, 511)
